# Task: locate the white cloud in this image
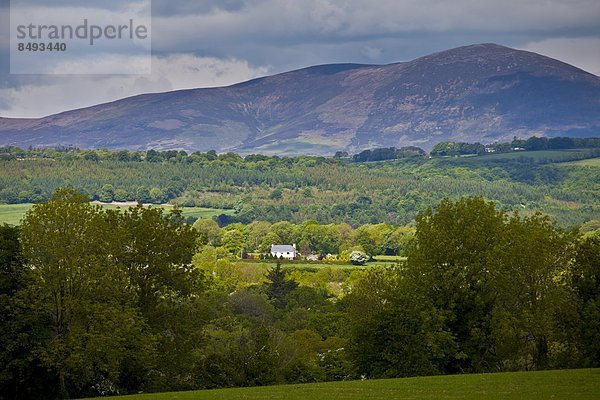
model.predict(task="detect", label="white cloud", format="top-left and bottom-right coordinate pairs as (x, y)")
top-left (361, 45), bottom-right (382, 61)
top-left (520, 37), bottom-right (600, 76)
top-left (0, 54), bottom-right (269, 118)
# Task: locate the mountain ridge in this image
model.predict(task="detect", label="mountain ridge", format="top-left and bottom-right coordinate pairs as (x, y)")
top-left (1, 43), bottom-right (599, 155)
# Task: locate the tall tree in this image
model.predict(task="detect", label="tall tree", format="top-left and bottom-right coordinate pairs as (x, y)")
top-left (489, 214), bottom-right (572, 370)
top-left (570, 235), bottom-right (600, 367)
top-left (0, 225), bottom-right (58, 399)
top-left (345, 267), bottom-right (455, 378)
top-left (107, 204), bottom-right (199, 313)
top-left (20, 190), bottom-right (156, 398)
top-left (20, 189), bottom-right (108, 396)
top-left (265, 263), bottom-right (298, 309)
top-left (407, 197), bottom-right (506, 372)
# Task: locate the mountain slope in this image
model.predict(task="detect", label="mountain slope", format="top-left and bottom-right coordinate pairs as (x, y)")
top-left (1, 44), bottom-right (599, 155)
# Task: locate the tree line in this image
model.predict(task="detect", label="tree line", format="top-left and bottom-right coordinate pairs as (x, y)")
top-left (0, 145), bottom-right (597, 227)
top-left (431, 136), bottom-right (600, 156)
top-left (1, 191), bottom-right (598, 399)
top-left (193, 218), bottom-right (415, 259)
top-left (2, 136), bottom-right (597, 163)
top-left (347, 198), bottom-right (599, 377)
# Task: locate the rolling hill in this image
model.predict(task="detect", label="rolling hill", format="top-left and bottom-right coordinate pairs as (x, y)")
top-left (1, 43), bottom-right (599, 155)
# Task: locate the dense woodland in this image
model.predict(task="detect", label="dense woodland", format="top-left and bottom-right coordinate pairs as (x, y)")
top-left (0, 139), bottom-right (599, 398)
top-left (1, 191), bottom-right (599, 399)
top-left (0, 141), bottom-right (599, 227)
top-left (193, 217), bottom-right (415, 259)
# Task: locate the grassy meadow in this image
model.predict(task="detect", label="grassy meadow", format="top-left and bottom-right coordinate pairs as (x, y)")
top-left (82, 368), bottom-right (600, 400)
top-left (0, 203), bottom-right (233, 226)
top-left (562, 158), bottom-right (600, 167)
top-left (0, 203), bottom-right (33, 226)
top-left (241, 255), bottom-right (405, 269)
top-left (450, 149), bottom-right (596, 163)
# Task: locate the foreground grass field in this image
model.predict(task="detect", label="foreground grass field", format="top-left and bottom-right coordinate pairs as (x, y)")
top-left (0, 203), bottom-right (232, 225)
top-left (85, 369), bottom-right (599, 400)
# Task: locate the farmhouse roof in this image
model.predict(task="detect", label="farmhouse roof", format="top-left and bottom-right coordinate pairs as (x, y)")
top-left (270, 244), bottom-right (296, 253)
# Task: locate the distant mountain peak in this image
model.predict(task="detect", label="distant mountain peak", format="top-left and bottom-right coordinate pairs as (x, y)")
top-left (1, 44), bottom-right (599, 155)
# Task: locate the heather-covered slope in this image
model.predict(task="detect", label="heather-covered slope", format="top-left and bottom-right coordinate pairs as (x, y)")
top-left (1, 44), bottom-right (599, 155)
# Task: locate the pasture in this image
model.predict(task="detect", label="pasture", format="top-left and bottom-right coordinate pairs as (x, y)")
top-left (0, 203), bottom-right (34, 226)
top-left (437, 149), bottom-right (599, 164)
top-left (0, 203), bottom-right (233, 226)
top-left (561, 157), bottom-right (600, 167)
top-left (238, 255), bottom-right (406, 272)
top-left (83, 368), bottom-right (600, 400)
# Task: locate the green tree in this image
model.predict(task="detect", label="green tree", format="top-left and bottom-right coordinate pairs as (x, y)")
top-left (149, 187), bottom-right (165, 204)
top-left (270, 189), bottom-right (283, 200)
top-left (567, 235), bottom-right (599, 366)
top-left (20, 190), bottom-right (106, 396)
top-left (247, 221), bottom-right (271, 251)
top-left (297, 221), bottom-right (336, 255)
top-left (107, 204), bottom-right (199, 312)
top-left (349, 250), bottom-right (368, 265)
top-left (488, 214), bottom-right (572, 370)
top-left (20, 189), bottom-right (154, 397)
top-left (83, 150), bottom-right (99, 161)
top-left (384, 226), bottom-right (415, 256)
top-left (222, 229), bottom-right (246, 257)
top-left (0, 225), bottom-right (58, 399)
top-left (407, 197), bottom-right (574, 372)
top-left (345, 268), bottom-right (454, 378)
top-left (355, 224), bottom-right (392, 257)
top-left (193, 218), bottom-right (222, 246)
top-left (260, 231), bottom-right (283, 254)
top-left (98, 184), bottom-right (115, 202)
top-left (407, 197), bottom-right (507, 372)
top-left (270, 221), bottom-right (297, 245)
top-left (113, 188), bottom-right (129, 202)
top-left (265, 263), bottom-right (299, 309)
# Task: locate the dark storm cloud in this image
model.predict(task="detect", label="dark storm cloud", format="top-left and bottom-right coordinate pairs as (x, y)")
top-left (1, 0), bottom-right (599, 117)
top-left (142, 0), bottom-right (600, 77)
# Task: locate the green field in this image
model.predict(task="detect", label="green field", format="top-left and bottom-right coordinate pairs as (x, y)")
top-left (0, 204), bottom-right (35, 226)
top-left (83, 369), bottom-right (600, 400)
top-left (372, 255), bottom-right (407, 262)
top-left (561, 158), bottom-right (600, 167)
top-left (0, 203), bottom-right (233, 226)
top-left (238, 257), bottom-right (405, 271)
top-left (442, 149), bottom-right (598, 163)
top-left (155, 205), bottom-right (233, 220)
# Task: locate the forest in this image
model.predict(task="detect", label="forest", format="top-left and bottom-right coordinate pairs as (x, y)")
top-left (0, 141), bottom-right (598, 227)
top-left (1, 191), bottom-right (599, 399)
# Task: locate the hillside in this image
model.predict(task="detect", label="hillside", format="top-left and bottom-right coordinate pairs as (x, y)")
top-left (0, 44), bottom-right (599, 155)
top-left (0, 147), bottom-right (598, 227)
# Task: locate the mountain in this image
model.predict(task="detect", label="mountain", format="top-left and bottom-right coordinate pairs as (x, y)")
top-left (1, 44), bottom-right (599, 155)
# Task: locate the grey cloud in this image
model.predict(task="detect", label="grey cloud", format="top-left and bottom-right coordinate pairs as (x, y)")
top-left (9, 0), bottom-right (139, 11)
top-left (152, 0), bottom-right (251, 17)
top-left (149, 0), bottom-right (600, 66)
top-left (1, 0), bottom-right (599, 117)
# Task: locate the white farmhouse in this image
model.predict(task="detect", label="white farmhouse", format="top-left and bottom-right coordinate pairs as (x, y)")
top-left (270, 244), bottom-right (296, 260)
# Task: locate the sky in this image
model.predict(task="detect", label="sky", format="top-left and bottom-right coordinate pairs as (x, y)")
top-left (1, 0), bottom-right (599, 118)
